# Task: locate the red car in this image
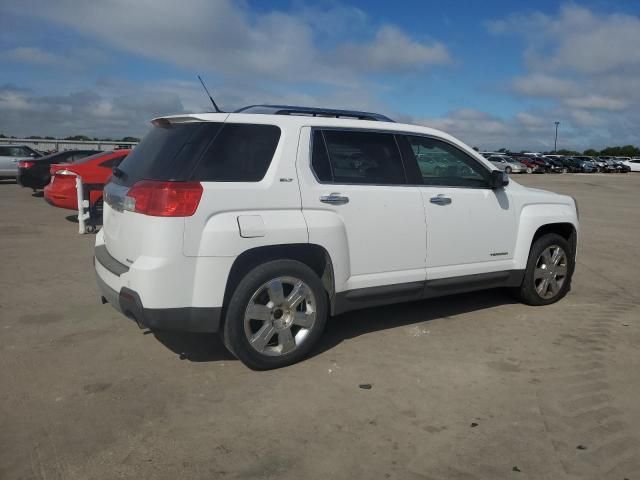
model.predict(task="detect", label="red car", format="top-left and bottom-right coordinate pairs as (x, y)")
top-left (44, 149), bottom-right (130, 214)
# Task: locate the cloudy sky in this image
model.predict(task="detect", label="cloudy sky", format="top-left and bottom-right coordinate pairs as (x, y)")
top-left (1, 0), bottom-right (639, 150)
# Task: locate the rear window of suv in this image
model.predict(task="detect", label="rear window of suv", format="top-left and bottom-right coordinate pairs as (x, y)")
top-left (113, 122), bottom-right (280, 186)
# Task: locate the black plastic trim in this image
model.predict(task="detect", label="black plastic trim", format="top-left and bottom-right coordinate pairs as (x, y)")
top-left (95, 244), bottom-right (129, 276)
top-left (423, 270), bottom-right (524, 298)
top-left (332, 270), bottom-right (525, 315)
top-left (96, 273), bottom-right (221, 333)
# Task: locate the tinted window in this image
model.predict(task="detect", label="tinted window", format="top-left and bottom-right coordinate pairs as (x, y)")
top-left (100, 156), bottom-right (126, 169)
top-left (314, 130), bottom-right (405, 185)
top-left (55, 151), bottom-right (74, 161)
top-left (74, 152), bottom-right (112, 165)
top-left (70, 151), bottom-right (99, 162)
top-left (311, 132), bottom-right (332, 182)
top-left (192, 124), bottom-right (280, 182)
top-left (114, 122), bottom-right (223, 186)
top-left (406, 135), bottom-right (490, 188)
top-left (0, 146), bottom-right (31, 156)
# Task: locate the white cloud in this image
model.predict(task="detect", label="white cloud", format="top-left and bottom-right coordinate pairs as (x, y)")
top-left (332, 26), bottom-right (451, 73)
top-left (487, 4), bottom-right (640, 149)
top-left (563, 95), bottom-right (626, 111)
top-left (0, 78), bottom-right (386, 138)
top-left (1, 0), bottom-right (450, 85)
top-left (512, 74), bottom-right (576, 97)
top-left (0, 83), bottom-right (183, 138)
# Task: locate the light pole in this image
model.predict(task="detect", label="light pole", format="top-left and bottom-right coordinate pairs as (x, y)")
top-left (554, 121), bottom-right (560, 152)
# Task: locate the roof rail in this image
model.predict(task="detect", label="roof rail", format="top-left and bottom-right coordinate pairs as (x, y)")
top-left (235, 105), bottom-right (394, 122)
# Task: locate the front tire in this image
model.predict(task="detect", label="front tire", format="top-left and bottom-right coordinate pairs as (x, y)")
top-left (513, 233), bottom-right (574, 306)
top-left (222, 260), bottom-right (328, 370)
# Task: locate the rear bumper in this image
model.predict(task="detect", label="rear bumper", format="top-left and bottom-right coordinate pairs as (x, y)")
top-left (44, 182), bottom-right (78, 210)
top-left (95, 248), bottom-right (222, 333)
top-left (17, 169), bottom-right (45, 189)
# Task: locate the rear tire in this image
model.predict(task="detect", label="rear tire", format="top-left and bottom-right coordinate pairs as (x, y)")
top-left (222, 260), bottom-right (328, 370)
top-left (513, 233), bottom-right (574, 306)
top-left (505, 166), bottom-right (512, 174)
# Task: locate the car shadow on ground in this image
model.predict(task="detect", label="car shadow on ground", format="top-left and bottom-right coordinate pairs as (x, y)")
top-left (314, 288), bottom-right (517, 357)
top-left (151, 288), bottom-right (518, 364)
top-left (31, 191), bottom-right (44, 198)
top-left (152, 331), bottom-right (235, 362)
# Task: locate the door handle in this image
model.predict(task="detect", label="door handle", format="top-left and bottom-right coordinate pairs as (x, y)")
top-left (320, 193), bottom-right (349, 205)
top-left (430, 194), bottom-right (452, 205)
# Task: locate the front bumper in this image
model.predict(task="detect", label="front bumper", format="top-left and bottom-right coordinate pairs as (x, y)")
top-left (95, 246), bottom-right (222, 333)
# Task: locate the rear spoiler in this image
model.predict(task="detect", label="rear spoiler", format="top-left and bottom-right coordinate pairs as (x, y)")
top-left (150, 113), bottom-right (229, 127)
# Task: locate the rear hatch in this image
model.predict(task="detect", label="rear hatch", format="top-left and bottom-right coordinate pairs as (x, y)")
top-left (102, 115), bottom-right (228, 264)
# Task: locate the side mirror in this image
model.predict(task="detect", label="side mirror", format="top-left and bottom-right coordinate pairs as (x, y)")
top-left (491, 169), bottom-right (509, 189)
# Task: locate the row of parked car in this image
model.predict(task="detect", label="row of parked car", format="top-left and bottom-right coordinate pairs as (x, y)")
top-left (481, 152), bottom-right (640, 174)
top-left (0, 144), bottom-right (129, 215)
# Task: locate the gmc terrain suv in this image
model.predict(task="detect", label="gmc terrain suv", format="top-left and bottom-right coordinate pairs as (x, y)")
top-left (95, 105), bottom-right (579, 369)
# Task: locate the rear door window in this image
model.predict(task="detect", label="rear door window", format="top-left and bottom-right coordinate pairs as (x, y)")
top-left (312, 129), bottom-right (406, 185)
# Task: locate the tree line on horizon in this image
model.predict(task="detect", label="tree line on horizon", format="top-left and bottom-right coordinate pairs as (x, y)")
top-left (0, 134), bottom-right (140, 143)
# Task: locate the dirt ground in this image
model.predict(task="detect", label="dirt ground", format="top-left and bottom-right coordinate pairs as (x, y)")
top-left (1, 173), bottom-right (639, 480)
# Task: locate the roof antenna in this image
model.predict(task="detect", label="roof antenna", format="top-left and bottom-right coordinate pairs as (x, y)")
top-left (197, 75), bottom-right (223, 113)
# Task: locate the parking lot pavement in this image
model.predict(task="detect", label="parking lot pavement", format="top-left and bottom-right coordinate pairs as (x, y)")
top-left (1, 174), bottom-right (639, 480)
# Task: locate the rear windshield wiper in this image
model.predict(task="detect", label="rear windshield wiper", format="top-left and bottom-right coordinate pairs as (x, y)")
top-left (112, 166), bottom-right (125, 179)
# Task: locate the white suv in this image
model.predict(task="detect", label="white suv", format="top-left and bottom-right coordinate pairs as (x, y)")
top-left (95, 105), bottom-right (579, 369)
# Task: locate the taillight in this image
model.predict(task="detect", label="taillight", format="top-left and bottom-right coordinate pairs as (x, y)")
top-left (125, 181), bottom-right (203, 217)
top-left (19, 161), bottom-right (35, 168)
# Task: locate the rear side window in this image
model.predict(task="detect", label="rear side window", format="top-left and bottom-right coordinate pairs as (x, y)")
top-left (192, 124), bottom-right (280, 182)
top-left (113, 122), bottom-right (279, 186)
top-left (0, 146), bottom-right (31, 156)
top-left (74, 152), bottom-right (111, 165)
top-left (71, 151), bottom-right (98, 162)
top-left (99, 156), bottom-right (126, 169)
top-left (312, 130), bottom-right (405, 185)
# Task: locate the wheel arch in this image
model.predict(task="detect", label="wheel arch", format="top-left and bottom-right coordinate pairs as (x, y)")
top-left (222, 243), bottom-right (335, 318)
top-left (513, 203), bottom-right (578, 269)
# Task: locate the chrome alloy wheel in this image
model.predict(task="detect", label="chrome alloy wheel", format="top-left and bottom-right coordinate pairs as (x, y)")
top-left (244, 276), bottom-right (317, 356)
top-left (534, 245), bottom-right (568, 299)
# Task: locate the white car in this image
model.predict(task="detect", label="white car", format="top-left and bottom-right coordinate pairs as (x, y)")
top-left (622, 158), bottom-right (640, 172)
top-left (0, 144), bottom-right (42, 178)
top-left (487, 155), bottom-right (530, 174)
top-left (95, 105), bottom-right (579, 369)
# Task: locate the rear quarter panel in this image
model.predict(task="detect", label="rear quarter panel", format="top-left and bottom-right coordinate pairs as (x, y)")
top-left (183, 118), bottom-right (308, 257)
